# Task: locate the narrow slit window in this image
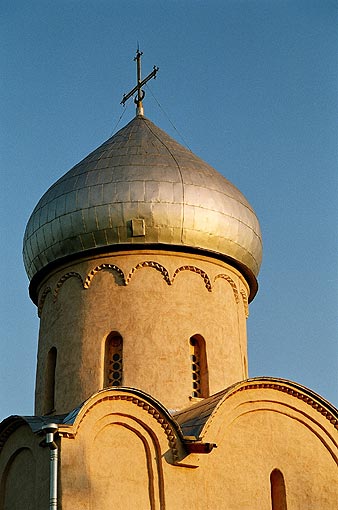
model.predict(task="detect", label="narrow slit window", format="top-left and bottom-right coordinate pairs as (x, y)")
top-left (270, 469), bottom-right (287, 510)
top-left (45, 347), bottom-right (57, 414)
top-left (105, 332), bottom-right (123, 387)
top-left (189, 335), bottom-right (209, 398)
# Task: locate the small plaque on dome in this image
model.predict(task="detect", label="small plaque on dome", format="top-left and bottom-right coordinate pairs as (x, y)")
top-left (131, 218), bottom-right (146, 237)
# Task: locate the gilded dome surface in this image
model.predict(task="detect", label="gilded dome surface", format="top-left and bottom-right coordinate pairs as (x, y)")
top-left (23, 115), bottom-right (262, 285)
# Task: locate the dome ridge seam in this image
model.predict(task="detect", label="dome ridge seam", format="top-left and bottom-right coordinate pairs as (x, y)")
top-left (142, 118), bottom-right (186, 243)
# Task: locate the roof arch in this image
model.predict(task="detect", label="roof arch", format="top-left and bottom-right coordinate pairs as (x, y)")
top-left (173, 376), bottom-right (338, 460)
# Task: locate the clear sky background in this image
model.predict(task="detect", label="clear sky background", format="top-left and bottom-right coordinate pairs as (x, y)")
top-left (1, 0), bottom-right (337, 421)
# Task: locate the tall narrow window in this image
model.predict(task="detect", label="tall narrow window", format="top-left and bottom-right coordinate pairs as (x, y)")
top-left (189, 335), bottom-right (209, 398)
top-left (105, 332), bottom-right (123, 387)
top-left (270, 469), bottom-right (287, 510)
top-left (45, 347), bottom-right (57, 414)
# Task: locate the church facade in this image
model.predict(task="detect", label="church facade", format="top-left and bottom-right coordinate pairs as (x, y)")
top-left (0, 65), bottom-right (337, 509)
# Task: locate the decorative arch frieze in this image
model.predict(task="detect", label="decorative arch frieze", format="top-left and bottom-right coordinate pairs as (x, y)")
top-left (37, 287), bottom-right (52, 317)
top-left (83, 263), bottom-right (126, 288)
top-left (53, 272), bottom-right (84, 301)
top-left (236, 382), bottom-right (338, 430)
top-left (240, 289), bottom-right (249, 318)
top-left (126, 261), bottom-right (171, 286)
top-left (37, 260), bottom-right (245, 316)
top-left (59, 393), bottom-right (182, 464)
top-left (172, 265), bottom-right (212, 292)
top-left (214, 274), bottom-right (239, 303)
top-left (202, 380), bottom-right (338, 441)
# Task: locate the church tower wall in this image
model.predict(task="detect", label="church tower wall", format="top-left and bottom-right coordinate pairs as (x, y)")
top-left (22, 113), bottom-right (262, 417)
top-left (35, 250), bottom-right (250, 414)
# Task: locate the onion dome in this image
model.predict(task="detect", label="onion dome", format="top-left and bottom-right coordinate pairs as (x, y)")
top-left (23, 115), bottom-right (262, 299)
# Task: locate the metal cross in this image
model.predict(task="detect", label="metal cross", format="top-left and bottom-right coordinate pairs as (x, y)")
top-left (120, 49), bottom-right (159, 115)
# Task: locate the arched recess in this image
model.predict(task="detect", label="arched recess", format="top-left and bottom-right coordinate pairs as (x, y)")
top-left (89, 417), bottom-right (165, 510)
top-left (44, 347), bottom-right (57, 414)
top-left (0, 448), bottom-right (36, 510)
top-left (190, 334), bottom-right (209, 398)
top-left (270, 468), bottom-right (287, 510)
top-left (104, 332), bottom-right (123, 388)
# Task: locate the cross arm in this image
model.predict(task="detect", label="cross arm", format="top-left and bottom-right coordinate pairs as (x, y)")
top-left (121, 65), bottom-right (159, 106)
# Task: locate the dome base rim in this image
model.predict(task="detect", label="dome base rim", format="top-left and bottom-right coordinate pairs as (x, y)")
top-left (28, 243), bottom-right (258, 305)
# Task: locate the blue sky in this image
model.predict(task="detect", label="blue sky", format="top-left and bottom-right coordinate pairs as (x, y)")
top-left (1, 0), bottom-right (337, 421)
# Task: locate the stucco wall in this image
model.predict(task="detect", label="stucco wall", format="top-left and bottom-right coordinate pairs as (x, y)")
top-left (35, 250), bottom-right (250, 414)
top-left (55, 386), bottom-right (338, 510)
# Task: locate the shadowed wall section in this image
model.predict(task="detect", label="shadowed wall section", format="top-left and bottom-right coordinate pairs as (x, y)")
top-left (0, 448), bottom-right (36, 510)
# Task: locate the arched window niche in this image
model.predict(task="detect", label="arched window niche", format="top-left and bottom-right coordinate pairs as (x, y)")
top-left (44, 346), bottom-right (57, 414)
top-left (189, 334), bottom-right (209, 398)
top-left (270, 468), bottom-right (287, 510)
top-left (104, 332), bottom-right (123, 388)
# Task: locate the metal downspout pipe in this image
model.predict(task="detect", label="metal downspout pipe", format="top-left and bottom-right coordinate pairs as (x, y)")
top-left (42, 423), bottom-right (59, 510)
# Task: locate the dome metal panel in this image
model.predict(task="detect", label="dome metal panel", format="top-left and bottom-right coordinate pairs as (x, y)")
top-left (23, 115), bottom-right (262, 284)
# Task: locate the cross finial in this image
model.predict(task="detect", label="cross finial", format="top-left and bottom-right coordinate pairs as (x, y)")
top-left (121, 49), bottom-right (159, 116)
